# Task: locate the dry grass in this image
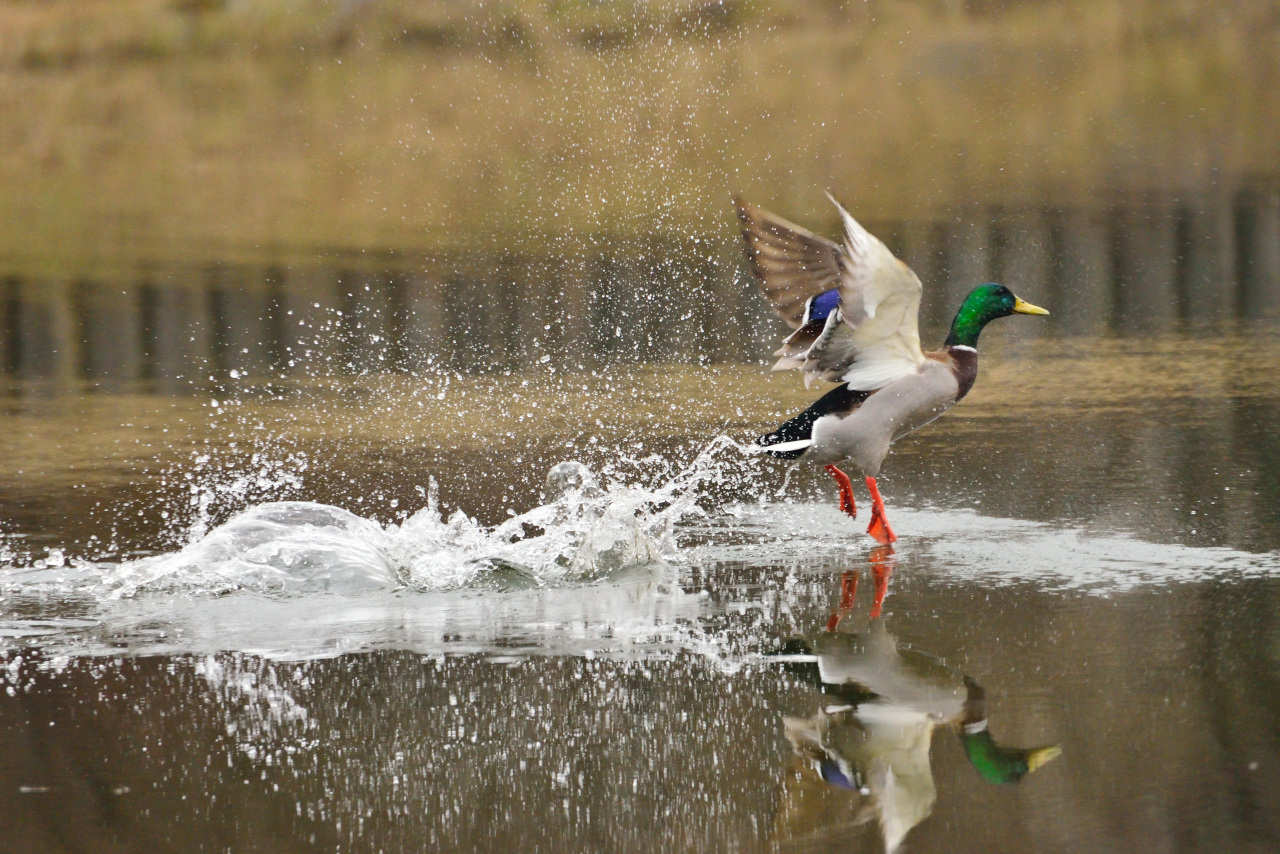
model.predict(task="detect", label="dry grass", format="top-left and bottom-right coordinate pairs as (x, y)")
top-left (1, 0), bottom-right (1279, 277)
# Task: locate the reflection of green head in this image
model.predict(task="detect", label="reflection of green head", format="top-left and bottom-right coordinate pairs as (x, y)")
top-left (945, 283), bottom-right (1049, 348)
top-left (958, 676), bottom-right (1061, 783)
top-left (961, 729), bottom-right (1062, 784)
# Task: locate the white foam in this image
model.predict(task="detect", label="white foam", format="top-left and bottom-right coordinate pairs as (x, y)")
top-left (687, 503), bottom-right (1280, 594)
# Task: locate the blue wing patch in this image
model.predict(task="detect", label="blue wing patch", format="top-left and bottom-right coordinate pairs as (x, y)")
top-left (805, 289), bottom-right (841, 324)
top-left (819, 760), bottom-right (858, 790)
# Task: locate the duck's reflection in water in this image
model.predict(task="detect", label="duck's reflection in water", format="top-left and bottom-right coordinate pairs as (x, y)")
top-left (772, 547), bottom-right (1060, 853)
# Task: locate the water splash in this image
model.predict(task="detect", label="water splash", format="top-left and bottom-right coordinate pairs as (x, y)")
top-left (181, 449), bottom-right (311, 545)
top-left (99, 435), bottom-right (752, 599)
top-left (107, 502), bottom-right (397, 598)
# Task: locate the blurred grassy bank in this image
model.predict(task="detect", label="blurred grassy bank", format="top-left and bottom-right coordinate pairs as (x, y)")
top-left (2, 0), bottom-right (1279, 277)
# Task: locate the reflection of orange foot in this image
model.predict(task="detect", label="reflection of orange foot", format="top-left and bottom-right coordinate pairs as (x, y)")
top-left (825, 465), bottom-right (857, 519)
top-left (826, 570), bottom-right (859, 632)
top-left (868, 545), bottom-right (894, 618)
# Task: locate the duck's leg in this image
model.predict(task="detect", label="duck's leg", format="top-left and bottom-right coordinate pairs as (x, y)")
top-left (824, 465), bottom-right (857, 519)
top-left (864, 477), bottom-right (897, 544)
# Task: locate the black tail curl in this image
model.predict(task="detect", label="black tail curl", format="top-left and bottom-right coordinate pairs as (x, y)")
top-left (756, 384), bottom-right (871, 459)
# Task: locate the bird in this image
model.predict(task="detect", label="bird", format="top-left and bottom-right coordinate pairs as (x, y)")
top-left (735, 194), bottom-right (1049, 543)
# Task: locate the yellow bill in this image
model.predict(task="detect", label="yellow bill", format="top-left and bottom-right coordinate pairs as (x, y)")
top-left (1013, 297), bottom-right (1050, 316)
top-left (1025, 743), bottom-right (1063, 773)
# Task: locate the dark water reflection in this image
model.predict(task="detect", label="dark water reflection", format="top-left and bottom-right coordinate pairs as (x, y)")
top-left (2, 555), bottom-right (1278, 852)
top-left (3, 186), bottom-right (1280, 389)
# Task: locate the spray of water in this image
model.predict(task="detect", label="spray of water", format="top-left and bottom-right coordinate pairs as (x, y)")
top-left (101, 434), bottom-right (756, 599)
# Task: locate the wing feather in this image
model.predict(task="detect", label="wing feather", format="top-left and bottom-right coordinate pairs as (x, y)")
top-left (734, 197), bottom-right (844, 329)
top-left (736, 195), bottom-right (927, 391)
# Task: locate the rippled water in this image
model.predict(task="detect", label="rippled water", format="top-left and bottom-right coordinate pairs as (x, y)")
top-left (2, 328), bottom-right (1279, 852)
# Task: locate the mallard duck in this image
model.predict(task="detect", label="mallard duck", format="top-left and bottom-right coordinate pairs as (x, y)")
top-left (736, 195), bottom-right (1049, 543)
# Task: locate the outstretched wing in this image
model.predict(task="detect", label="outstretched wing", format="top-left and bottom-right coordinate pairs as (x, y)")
top-left (735, 195), bottom-right (927, 391)
top-left (734, 198), bottom-right (844, 329)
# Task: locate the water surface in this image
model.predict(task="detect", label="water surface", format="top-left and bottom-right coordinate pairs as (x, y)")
top-left (2, 323), bottom-right (1279, 851)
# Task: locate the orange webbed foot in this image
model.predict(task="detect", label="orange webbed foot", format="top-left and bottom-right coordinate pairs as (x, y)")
top-left (867, 511), bottom-right (897, 545)
top-left (864, 476), bottom-right (897, 544)
top-left (825, 464), bottom-right (857, 520)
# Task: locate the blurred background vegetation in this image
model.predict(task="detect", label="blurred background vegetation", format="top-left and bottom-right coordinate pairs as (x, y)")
top-left (2, 0), bottom-right (1278, 277)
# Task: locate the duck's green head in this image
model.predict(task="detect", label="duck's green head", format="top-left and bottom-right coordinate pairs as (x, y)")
top-left (945, 284), bottom-right (1049, 348)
